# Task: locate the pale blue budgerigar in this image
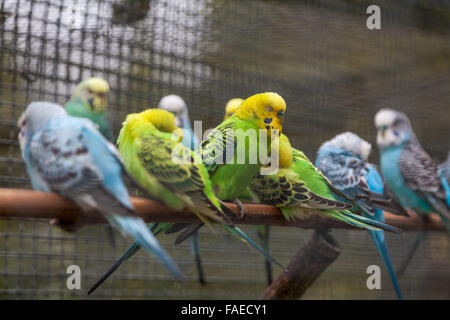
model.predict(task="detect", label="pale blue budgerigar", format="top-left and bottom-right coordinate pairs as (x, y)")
top-left (375, 108), bottom-right (450, 276)
top-left (157, 94), bottom-right (205, 285)
top-left (17, 102), bottom-right (184, 283)
top-left (316, 132), bottom-right (406, 299)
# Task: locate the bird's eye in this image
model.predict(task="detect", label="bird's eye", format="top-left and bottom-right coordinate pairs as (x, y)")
top-left (22, 119), bottom-right (27, 126)
top-left (88, 89), bottom-right (94, 94)
top-left (266, 106), bottom-right (273, 112)
top-left (393, 130), bottom-right (399, 137)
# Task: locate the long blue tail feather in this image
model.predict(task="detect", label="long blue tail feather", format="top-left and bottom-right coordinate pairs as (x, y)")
top-left (369, 230), bottom-right (403, 299)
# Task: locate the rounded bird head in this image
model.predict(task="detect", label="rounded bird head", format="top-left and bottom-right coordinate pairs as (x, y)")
top-left (235, 92), bottom-right (286, 135)
top-left (322, 131), bottom-right (372, 161)
top-left (121, 108), bottom-right (182, 142)
top-left (157, 95), bottom-right (188, 128)
top-left (17, 102), bottom-right (67, 150)
top-left (375, 108), bottom-right (413, 149)
top-left (73, 77), bottom-right (109, 112)
top-left (224, 98), bottom-right (244, 120)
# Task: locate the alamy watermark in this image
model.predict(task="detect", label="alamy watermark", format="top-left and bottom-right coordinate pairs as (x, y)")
top-left (366, 5), bottom-right (381, 30)
top-left (366, 265), bottom-right (381, 290)
top-left (66, 265), bottom-right (81, 290)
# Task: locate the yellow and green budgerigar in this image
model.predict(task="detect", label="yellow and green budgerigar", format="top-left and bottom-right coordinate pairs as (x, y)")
top-left (223, 97), bottom-right (273, 285)
top-left (65, 77), bottom-right (114, 142)
top-left (200, 92), bottom-right (286, 203)
top-left (250, 134), bottom-right (402, 233)
top-left (88, 107), bottom-right (282, 294)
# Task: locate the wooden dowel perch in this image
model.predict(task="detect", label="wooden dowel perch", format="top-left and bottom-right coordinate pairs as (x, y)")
top-left (261, 229), bottom-right (341, 300)
top-left (0, 188), bottom-right (445, 231)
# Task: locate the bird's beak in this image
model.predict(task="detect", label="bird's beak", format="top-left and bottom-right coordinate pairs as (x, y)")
top-left (380, 129), bottom-right (386, 138)
top-left (92, 94), bottom-right (108, 111)
top-left (173, 128), bottom-right (184, 143)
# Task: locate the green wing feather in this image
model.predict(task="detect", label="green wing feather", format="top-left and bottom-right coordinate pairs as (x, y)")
top-left (196, 116), bottom-right (263, 201)
top-left (197, 119), bottom-right (236, 175)
top-left (134, 129), bottom-right (232, 227)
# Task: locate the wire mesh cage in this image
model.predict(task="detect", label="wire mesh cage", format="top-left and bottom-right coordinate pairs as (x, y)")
top-left (0, 0), bottom-right (449, 299)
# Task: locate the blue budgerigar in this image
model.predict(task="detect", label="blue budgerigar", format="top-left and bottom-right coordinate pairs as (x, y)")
top-left (316, 132), bottom-right (405, 299)
top-left (18, 102), bottom-right (184, 284)
top-left (438, 151), bottom-right (450, 207)
top-left (375, 108), bottom-right (450, 276)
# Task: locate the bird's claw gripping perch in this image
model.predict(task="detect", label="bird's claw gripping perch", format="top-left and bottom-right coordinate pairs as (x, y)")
top-left (233, 198), bottom-right (245, 220)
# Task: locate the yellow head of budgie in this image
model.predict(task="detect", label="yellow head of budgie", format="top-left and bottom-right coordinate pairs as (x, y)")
top-left (121, 108), bottom-right (183, 142)
top-left (235, 92), bottom-right (286, 134)
top-left (73, 77), bottom-right (110, 112)
top-left (224, 98), bottom-right (244, 120)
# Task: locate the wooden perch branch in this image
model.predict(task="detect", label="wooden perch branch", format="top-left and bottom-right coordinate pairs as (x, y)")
top-left (260, 229), bottom-right (341, 300)
top-left (0, 188), bottom-right (445, 231)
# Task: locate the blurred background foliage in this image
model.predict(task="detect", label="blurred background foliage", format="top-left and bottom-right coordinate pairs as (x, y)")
top-left (0, 0), bottom-right (448, 299)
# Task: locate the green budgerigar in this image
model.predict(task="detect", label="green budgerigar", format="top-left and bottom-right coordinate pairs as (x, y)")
top-left (200, 92), bottom-right (286, 203)
top-left (65, 77), bottom-right (117, 247)
top-left (65, 77), bottom-right (114, 142)
top-left (223, 97), bottom-right (273, 285)
top-left (88, 107), bottom-right (281, 294)
top-left (250, 134), bottom-right (402, 233)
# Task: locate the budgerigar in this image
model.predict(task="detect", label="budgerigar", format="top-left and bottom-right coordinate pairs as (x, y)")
top-left (199, 93), bottom-right (286, 203)
top-left (18, 102), bottom-right (184, 288)
top-left (316, 132), bottom-right (405, 299)
top-left (438, 151), bottom-right (450, 207)
top-left (158, 94), bottom-right (205, 285)
top-left (250, 133), bottom-right (402, 233)
top-left (223, 97), bottom-right (273, 285)
top-left (375, 108), bottom-right (450, 276)
top-left (65, 77), bottom-right (116, 246)
top-left (65, 77), bottom-right (114, 142)
top-left (158, 95), bottom-right (200, 150)
top-left (87, 107), bottom-right (281, 294)
top-left (224, 98), bottom-right (244, 120)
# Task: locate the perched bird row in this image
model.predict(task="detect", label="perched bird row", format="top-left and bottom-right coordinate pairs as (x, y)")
top-left (17, 77), bottom-right (449, 299)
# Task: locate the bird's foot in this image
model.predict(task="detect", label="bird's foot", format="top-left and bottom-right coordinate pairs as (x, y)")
top-left (49, 218), bottom-right (85, 232)
top-left (233, 198), bottom-right (245, 220)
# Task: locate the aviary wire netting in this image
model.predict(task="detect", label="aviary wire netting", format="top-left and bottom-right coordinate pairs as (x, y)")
top-left (0, 0), bottom-right (448, 299)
